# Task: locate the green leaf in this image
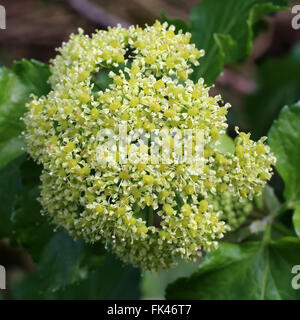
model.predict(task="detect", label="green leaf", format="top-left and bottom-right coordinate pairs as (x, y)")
top-left (12, 231), bottom-right (106, 298)
top-left (0, 157), bottom-right (23, 237)
top-left (12, 60), bottom-right (51, 96)
top-left (162, 0), bottom-right (288, 85)
top-left (268, 103), bottom-right (300, 235)
top-left (0, 155), bottom-right (53, 260)
top-left (0, 69), bottom-right (26, 169)
top-left (246, 44), bottom-right (300, 139)
top-left (11, 183), bottom-right (53, 261)
top-left (0, 60), bottom-right (50, 169)
top-left (263, 185), bottom-right (281, 217)
top-left (12, 251), bottom-right (141, 300)
top-left (166, 238), bottom-right (300, 300)
top-left (36, 232), bottom-right (94, 292)
top-left (190, 0), bottom-right (288, 84)
top-left (55, 254), bottom-right (141, 300)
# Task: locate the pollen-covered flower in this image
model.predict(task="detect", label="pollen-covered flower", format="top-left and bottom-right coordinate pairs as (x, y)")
top-left (23, 21), bottom-right (276, 271)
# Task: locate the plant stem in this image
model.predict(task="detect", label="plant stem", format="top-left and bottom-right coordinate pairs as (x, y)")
top-left (146, 206), bottom-right (153, 227)
top-left (262, 224), bottom-right (271, 243)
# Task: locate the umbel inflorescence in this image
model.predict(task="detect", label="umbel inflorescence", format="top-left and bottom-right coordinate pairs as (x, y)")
top-left (24, 21), bottom-right (276, 271)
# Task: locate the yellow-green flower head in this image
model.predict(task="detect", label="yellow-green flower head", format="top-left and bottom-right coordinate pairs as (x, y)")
top-left (23, 21), bottom-right (276, 271)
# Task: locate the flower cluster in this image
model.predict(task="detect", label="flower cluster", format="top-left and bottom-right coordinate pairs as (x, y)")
top-left (209, 192), bottom-right (253, 230)
top-left (24, 21), bottom-right (276, 271)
